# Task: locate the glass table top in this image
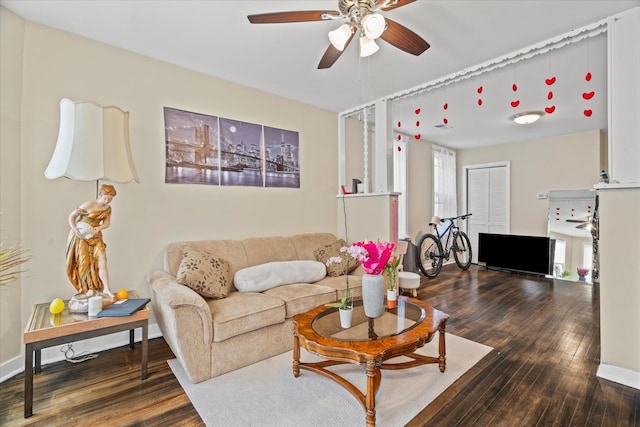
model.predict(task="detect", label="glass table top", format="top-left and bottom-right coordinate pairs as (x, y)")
top-left (311, 298), bottom-right (426, 342)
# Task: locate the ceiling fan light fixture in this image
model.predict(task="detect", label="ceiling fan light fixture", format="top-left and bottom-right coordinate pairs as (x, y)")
top-left (328, 23), bottom-right (353, 51)
top-left (361, 13), bottom-right (386, 39)
top-left (359, 36), bottom-right (379, 57)
top-left (510, 111), bottom-right (544, 125)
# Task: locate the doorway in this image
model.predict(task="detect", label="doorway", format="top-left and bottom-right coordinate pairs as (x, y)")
top-left (463, 162), bottom-right (510, 263)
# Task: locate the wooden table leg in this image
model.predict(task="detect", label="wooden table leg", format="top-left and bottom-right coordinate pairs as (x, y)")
top-left (24, 344), bottom-right (33, 418)
top-left (438, 322), bottom-right (447, 373)
top-left (141, 323), bottom-right (148, 380)
top-left (292, 334), bottom-right (300, 377)
top-left (365, 359), bottom-right (377, 427)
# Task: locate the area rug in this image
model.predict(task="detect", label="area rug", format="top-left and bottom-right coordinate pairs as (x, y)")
top-left (168, 334), bottom-right (492, 427)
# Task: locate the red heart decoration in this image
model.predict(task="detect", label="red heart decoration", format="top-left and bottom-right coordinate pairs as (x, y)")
top-left (584, 109), bottom-right (593, 117)
top-left (510, 100), bottom-right (520, 108)
top-left (545, 106), bottom-right (556, 114)
top-left (545, 77), bottom-right (556, 85)
top-left (397, 134), bottom-right (402, 140)
top-left (415, 108), bottom-right (421, 114)
top-left (443, 118), bottom-right (448, 124)
top-left (414, 134), bottom-right (421, 140)
top-left (582, 91), bottom-right (595, 100)
top-left (397, 146), bottom-right (402, 152)
top-left (397, 121), bottom-right (401, 127)
top-left (585, 72), bottom-right (592, 81)
top-left (443, 103), bottom-right (448, 110)
top-left (477, 99), bottom-right (483, 106)
top-left (547, 91), bottom-right (553, 100)
top-left (416, 120), bottom-right (420, 127)
top-left (477, 86), bottom-right (483, 94)
top-left (512, 83), bottom-right (517, 91)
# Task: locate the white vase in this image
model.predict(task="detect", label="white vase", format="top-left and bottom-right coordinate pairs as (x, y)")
top-left (362, 273), bottom-right (385, 318)
top-left (339, 307), bottom-right (353, 328)
top-left (387, 289), bottom-right (397, 309)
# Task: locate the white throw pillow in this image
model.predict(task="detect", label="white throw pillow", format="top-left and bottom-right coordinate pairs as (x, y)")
top-left (234, 260), bottom-right (327, 292)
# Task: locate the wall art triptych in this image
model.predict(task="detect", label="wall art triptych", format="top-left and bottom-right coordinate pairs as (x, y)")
top-left (163, 107), bottom-right (300, 188)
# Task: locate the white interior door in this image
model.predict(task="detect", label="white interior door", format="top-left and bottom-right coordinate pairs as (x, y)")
top-left (464, 162), bottom-right (510, 263)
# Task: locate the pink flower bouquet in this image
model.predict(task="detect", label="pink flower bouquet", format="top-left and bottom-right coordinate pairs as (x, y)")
top-left (345, 240), bottom-right (395, 275)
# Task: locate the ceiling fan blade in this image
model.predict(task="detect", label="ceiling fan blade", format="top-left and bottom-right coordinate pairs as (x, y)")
top-left (377, 0), bottom-right (417, 12)
top-left (248, 10), bottom-right (340, 24)
top-left (317, 32), bottom-right (356, 69)
top-left (380, 18), bottom-right (430, 56)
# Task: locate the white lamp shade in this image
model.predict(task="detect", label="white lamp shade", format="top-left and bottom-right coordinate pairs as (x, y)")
top-left (45, 98), bottom-right (139, 183)
top-left (361, 13), bottom-right (386, 39)
top-left (359, 36), bottom-right (379, 57)
top-left (328, 24), bottom-right (352, 51)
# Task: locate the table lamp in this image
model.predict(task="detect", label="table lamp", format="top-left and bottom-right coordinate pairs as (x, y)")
top-left (44, 98), bottom-right (139, 311)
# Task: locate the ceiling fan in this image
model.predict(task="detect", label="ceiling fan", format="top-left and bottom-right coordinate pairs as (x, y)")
top-left (247, 0), bottom-right (430, 69)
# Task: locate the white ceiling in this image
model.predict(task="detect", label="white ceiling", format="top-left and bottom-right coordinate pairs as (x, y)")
top-left (3, 0), bottom-right (639, 149)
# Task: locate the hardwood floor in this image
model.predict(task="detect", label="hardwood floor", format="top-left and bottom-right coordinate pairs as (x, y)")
top-left (1, 265), bottom-right (638, 426)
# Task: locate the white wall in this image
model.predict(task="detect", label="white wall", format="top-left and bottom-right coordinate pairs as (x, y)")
top-left (0, 9), bottom-right (339, 369)
top-left (0, 7), bottom-right (25, 365)
top-left (597, 187), bottom-right (640, 388)
top-left (456, 129), bottom-right (604, 237)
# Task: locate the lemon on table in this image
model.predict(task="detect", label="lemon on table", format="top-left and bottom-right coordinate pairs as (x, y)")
top-left (116, 288), bottom-right (129, 300)
top-left (49, 298), bottom-right (65, 314)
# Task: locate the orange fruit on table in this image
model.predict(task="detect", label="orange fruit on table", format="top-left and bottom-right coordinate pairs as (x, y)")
top-left (116, 288), bottom-right (129, 300)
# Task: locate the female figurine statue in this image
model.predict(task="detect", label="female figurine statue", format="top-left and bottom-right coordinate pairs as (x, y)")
top-left (66, 184), bottom-right (116, 298)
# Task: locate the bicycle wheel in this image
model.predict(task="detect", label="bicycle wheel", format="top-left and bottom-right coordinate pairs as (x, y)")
top-left (452, 231), bottom-right (472, 270)
top-left (416, 234), bottom-right (444, 278)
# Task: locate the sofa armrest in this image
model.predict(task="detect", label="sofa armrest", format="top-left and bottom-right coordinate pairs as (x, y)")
top-left (148, 270), bottom-right (213, 345)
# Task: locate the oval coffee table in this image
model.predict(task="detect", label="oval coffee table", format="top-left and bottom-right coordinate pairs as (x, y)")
top-left (292, 296), bottom-right (449, 427)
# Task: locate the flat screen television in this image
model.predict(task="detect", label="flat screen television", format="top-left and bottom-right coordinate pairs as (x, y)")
top-left (477, 233), bottom-right (554, 275)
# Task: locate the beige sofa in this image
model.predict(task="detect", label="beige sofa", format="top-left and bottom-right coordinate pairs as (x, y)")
top-left (148, 233), bottom-right (362, 383)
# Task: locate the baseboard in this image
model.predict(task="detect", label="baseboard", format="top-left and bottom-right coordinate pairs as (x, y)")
top-left (596, 363), bottom-right (640, 390)
top-left (0, 323), bottom-right (163, 383)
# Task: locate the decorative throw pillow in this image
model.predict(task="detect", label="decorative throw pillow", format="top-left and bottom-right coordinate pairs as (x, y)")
top-left (176, 247), bottom-right (231, 299)
top-left (314, 239), bottom-right (358, 277)
top-left (234, 260), bottom-right (327, 292)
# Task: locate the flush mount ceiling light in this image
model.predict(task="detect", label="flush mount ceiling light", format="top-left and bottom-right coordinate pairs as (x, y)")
top-left (510, 111), bottom-right (545, 125)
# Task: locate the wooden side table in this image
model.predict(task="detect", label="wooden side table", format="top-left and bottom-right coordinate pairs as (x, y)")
top-left (23, 292), bottom-right (149, 418)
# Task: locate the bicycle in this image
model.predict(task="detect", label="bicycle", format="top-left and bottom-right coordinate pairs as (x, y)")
top-left (416, 213), bottom-right (473, 278)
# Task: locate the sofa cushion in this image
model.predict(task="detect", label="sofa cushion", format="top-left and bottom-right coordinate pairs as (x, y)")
top-left (176, 247), bottom-right (231, 299)
top-left (288, 233), bottom-right (339, 260)
top-left (314, 274), bottom-right (363, 300)
top-left (241, 236), bottom-right (298, 266)
top-left (263, 283), bottom-right (337, 318)
top-left (208, 292), bottom-right (286, 342)
top-left (314, 239), bottom-right (359, 277)
top-left (165, 239), bottom-right (248, 291)
top-left (234, 260), bottom-right (327, 292)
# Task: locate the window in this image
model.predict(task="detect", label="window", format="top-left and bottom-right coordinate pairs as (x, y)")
top-left (553, 239), bottom-right (566, 276)
top-left (393, 135), bottom-right (408, 239)
top-left (433, 145), bottom-right (457, 234)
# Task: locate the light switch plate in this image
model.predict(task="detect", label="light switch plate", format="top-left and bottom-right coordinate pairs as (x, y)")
top-left (537, 192), bottom-right (548, 199)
